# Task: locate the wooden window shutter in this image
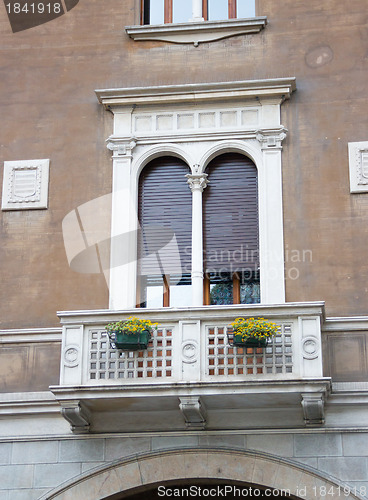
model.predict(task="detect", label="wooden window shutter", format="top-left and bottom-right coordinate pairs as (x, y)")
top-left (203, 153), bottom-right (259, 276)
top-left (138, 156), bottom-right (192, 283)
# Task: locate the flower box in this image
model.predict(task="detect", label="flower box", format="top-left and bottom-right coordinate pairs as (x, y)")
top-left (228, 317), bottom-right (278, 349)
top-left (233, 334), bottom-right (268, 348)
top-left (113, 330), bottom-right (151, 351)
top-left (105, 317), bottom-right (157, 352)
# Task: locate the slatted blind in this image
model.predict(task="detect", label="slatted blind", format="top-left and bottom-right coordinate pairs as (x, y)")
top-left (203, 153), bottom-right (259, 274)
top-left (138, 156), bottom-right (192, 280)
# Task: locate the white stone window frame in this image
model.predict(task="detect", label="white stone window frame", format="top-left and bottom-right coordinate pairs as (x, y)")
top-left (96, 78), bottom-right (296, 309)
top-left (348, 141), bottom-right (368, 193)
top-left (125, 0), bottom-right (267, 46)
top-left (1, 159), bottom-right (50, 211)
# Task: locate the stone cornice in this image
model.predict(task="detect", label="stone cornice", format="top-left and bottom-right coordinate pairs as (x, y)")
top-left (125, 17), bottom-right (267, 46)
top-left (95, 78), bottom-right (297, 110)
top-left (0, 327), bottom-right (62, 343)
top-left (57, 301), bottom-right (325, 325)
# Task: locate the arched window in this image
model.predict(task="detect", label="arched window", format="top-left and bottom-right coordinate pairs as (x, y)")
top-left (203, 153), bottom-right (260, 305)
top-left (142, 0), bottom-right (256, 25)
top-left (137, 156), bottom-right (192, 308)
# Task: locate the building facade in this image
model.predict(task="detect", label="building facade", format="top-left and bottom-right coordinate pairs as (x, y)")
top-left (1, 0), bottom-right (368, 498)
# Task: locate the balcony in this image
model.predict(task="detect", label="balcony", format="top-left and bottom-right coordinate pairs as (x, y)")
top-left (51, 302), bottom-right (331, 433)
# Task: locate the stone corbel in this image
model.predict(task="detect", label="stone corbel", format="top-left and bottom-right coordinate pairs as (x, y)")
top-left (301, 393), bottom-right (325, 426)
top-left (256, 128), bottom-right (288, 150)
top-left (179, 396), bottom-right (207, 429)
top-left (61, 400), bottom-right (91, 434)
top-left (106, 137), bottom-right (137, 158)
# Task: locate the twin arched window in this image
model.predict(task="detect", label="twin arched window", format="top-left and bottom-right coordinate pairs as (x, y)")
top-left (137, 153), bottom-right (260, 308)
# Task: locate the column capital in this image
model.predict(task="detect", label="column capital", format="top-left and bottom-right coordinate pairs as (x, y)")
top-left (256, 127), bottom-right (288, 151)
top-left (106, 136), bottom-right (137, 158)
top-left (186, 173), bottom-right (209, 192)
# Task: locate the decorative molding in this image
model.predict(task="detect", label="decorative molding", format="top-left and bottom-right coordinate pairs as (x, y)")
top-left (256, 128), bottom-right (288, 150)
top-left (186, 173), bottom-right (209, 192)
top-left (132, 107), bottom-right (261, 136)
top-left (323, 316), bottom-right (368, 332)
top-left (125, 17), bottom-right (267, 46)
top-left (301, 336), bottom-right (320, 360)
top-left (2, 159), bottom-right (50, 211)
top-left (301, 393), bottom-right (325, 426)
top-left (0, 327), bottom-right (62, 344)
top-left (332, 382), bottom-right (368, 392)
top-left (179, 396), bottom-right (207, 429)
top-left (348, 141), bottom-right (368, 193)
top-left (0, 391), bottom-right (60, 417)
top-left (61, 401), bottom-right (90, 434)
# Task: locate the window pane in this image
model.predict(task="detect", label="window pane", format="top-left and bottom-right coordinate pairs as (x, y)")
top-left (170, 283), bottom-right (192, 307)
top-left (173, 0), bottom-right (192, 23)
top-left (237, 0), bottom-right (256, 18)
top-left (146, 283), bottom-right (164, 308)
top-left (208, 0), bottom-right (228, 21)
top-left (150, 0), bottom-right (164, 24)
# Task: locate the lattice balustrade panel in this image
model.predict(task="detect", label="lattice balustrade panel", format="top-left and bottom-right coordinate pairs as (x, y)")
top-left (88, 328), bottom-right (173, 381)
top-left (206, 324), bottom-right (293, 377)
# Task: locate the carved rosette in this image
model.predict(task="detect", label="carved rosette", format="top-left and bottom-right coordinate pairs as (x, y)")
top-left (63, 345), bottom-right (81, 368)
top-left (301, 336), bottom-right (320, 360)
top-left (186, 173), bottom-right (209, 192)
top-left (182, 340), bottom-right (198, 364)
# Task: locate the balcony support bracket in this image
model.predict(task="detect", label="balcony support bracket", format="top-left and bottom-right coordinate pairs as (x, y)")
top-left (301, 393), bottom-right (325, 426)
top-left (61, 400), bottom-right (91, 434)
top-left (179, 396), bottom-right (207, 429)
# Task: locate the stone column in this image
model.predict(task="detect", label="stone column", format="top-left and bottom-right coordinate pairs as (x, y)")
top-left (186, 173), bottom-right (209, 306)
top-left (256, 129), bottom-right (287, 304)
top-left (107, 138), bottom-right (137, 310)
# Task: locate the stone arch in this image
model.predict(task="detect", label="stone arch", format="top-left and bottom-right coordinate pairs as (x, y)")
top-left (40, 448), bottom-right (363, 500)
top-left (199, 140), bottom-right (262, 174)
top-left (133, 144), bottom-right (193, 182)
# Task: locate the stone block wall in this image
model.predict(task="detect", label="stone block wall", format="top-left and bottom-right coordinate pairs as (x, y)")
top-left (0, 432), bottom-right (367, 499)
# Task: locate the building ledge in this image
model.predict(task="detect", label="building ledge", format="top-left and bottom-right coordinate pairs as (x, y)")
top-left (125, 17), bottom-right (267, 46)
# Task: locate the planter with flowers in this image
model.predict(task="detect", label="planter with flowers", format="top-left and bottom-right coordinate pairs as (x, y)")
top-left (105, 317), bottom-right (158, 351)
top-left (228, 317), bottom-right (279, 348)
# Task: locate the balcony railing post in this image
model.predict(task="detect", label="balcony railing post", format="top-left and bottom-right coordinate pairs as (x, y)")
top-left (298, 315), bottom-right (323, 378)
top-left (179, 320), bottom-right (201, 381)
top-left (60, 325), bottom-right (84, 386)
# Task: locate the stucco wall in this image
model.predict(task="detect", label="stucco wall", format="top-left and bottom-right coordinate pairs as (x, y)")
top-left (1, 0), bottom-right (368, 327)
